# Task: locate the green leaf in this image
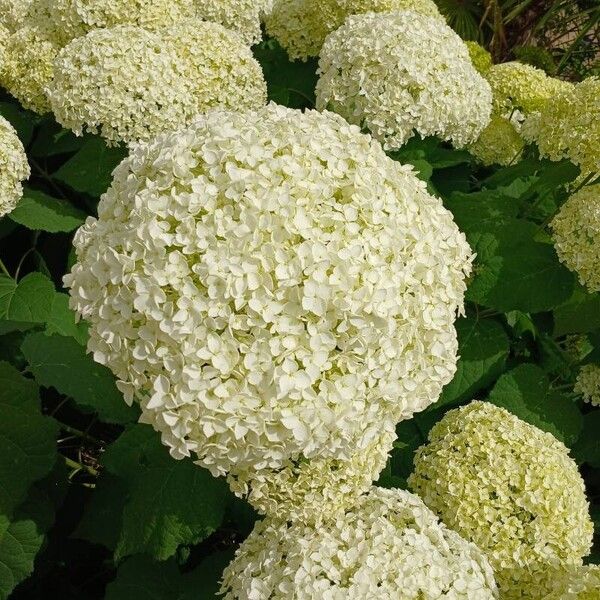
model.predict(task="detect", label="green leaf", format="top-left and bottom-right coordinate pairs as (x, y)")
top-left (0, 515), bottom-right (44, 600)
top-left (44, 293), bottom-right (88, 344)
top-left (103, 426), bottom-right (229, 561)
top-left (10, 189), bottom-right (86, 233)
top-left (105, 551), bottom-right (234, 600)
top-left (21, 332), bottom-right (136, 424)
top-left (105, 556), bottom-right (184, 600)
top-left (53, 137), bottom-right (126, 197)
top-left (554, 288), bottom-right (600, 336)
top-left (0, 362), bottom-right (58, 516)
top-left (488, 364), bottom-right (582, 445)
top-left (0, 462), bottom-right (67, 600)
top-left (0, 102), bottom-right (36, 145)
top-left (436, 317), bottom-right (510, 409)
top-left (466, 219), bottom-right (575, 313)
top-left (0, 273), bottom-right (56, 324)
top-left (572, 411), bottom-right (600, 468)
top-left (74, 473), bottom-right (127, 551)
top-left (30, 120), bottom-right (85, 157)
top-left (253, 39), bottom-right (318, 109)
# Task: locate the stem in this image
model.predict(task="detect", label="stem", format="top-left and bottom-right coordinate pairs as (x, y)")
top-left (63, 455), bottom-right (99, 477)
top-left (0, 258), bottom-right (11, 278)
top-left (58, 423), bottom-right (103, 445)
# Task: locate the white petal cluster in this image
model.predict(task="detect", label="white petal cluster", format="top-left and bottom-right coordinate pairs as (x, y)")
top-left (575, 364), bottom-right (600, 406)
top-left (409, 401), bottom-right (594, 599)
top-left (65, 104), bottom-right (473, 479)
top-left (227, 430), bottom-right (396, 521)
top-left (265, 0), bottom-right (443, 61)
top-left (47, 0), bottom-right (198, 42)
top-left (193, 0), bottom-right (272, 45)
top-left (550, 185), bottom-right (600, 293)
top-left (316, 11), bottom-right (492, 151)
top-left (523, 77), bottom-right (600, 179)
top-left (221, 487), bottom-right (498, 599)
top-left (0, 116), bottom-right (30, 218)
top-left (47, 21), bottom-right (266, 145)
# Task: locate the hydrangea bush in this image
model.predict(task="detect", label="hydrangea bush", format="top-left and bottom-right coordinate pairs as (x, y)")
top-left (0, 2), bottom-right (599, 599)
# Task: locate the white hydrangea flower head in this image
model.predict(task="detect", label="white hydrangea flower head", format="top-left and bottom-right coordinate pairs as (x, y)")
top-left (543, 565), bottom-right (600, 599)
top-left (193, 0), bottom-right (272, 45)
top-left (523, 77), bottom-right (600, 179)
top-left (47, 21), bottom-right (266, 145)
top-left (65, 104), bottom-right (473, 478)
top-left (550, 185), bottom-right (600, 293)
top-left (468, 113), bottom-right (524, 166)
top-left (465, 41), bottom-right (492, 74)
top-left (265, 0), bottom-right (443, 61)
top-left (486, 62), bottom-right (573, 115)
top-left (47, 0), bottom-right (198, 42)
top-left (166, 20), bottom-right (267, 112)
top-left (221, 487), bottom-right (498, 599)
top-left (0, 23), bottom-right (8, 65)
top-left (0, 0), bottom-right (32, 31)
top-left (227, 429), bottom-right (396, 521)
top-left (316, 11), bottom-right (492, 151)
top-left (575, 364), bottom-right (600, 406)
top-left (409, 401), bottom-right (594, 599)
top-left (0, 24), bottom-right (60, 113)
top-left (0, 116), bottom-right (30, 218)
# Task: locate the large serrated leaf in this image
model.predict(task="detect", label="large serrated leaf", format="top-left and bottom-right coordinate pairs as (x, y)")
top-left (435, 317), bottom-right (510, 409)
top-left (10, 189), bottom-right (86, 233)
top-left (488, 363), bottom-right (582, 445)
top-left (0, 273), bottom-right (56, 324)
top-left (0, 362), bottom-right (58, 515)
top-left (21, 332), bottom-right (136, 424)
top-left (103, 426), bottom-right (229, 561)
top-left (53, 137), bottom-right (126, 197)
top-left (466, 219), bottom-right (575, 313)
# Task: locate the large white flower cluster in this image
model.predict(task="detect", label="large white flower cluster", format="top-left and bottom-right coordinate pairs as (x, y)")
top-left (265, 0), bottom-right (443, 61)
top-left (66, 105), bottom-right (472, 481)
top-left (316, 11), bottom-right (492, 151)
top-left (221, 487), bottom-right (498, 599)
top-left (575, 364), bottom-right (600, 406)
top-left (550, 185), bottom-right (600, 293)
top-left (0, 116), bottom-right (30, 218)
top-left (409, 401), bottom-right (593, 599)
top-left (47, 20), bottom-right (266, 145)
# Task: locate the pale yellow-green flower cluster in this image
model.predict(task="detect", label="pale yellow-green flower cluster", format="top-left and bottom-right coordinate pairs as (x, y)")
top-left (409, 401), bottom-right (593, 599)
top-left (0, 115), bottom-right (30, 218)
top-left (221, 487), bottom-right (498, 599)
top-left (542, 565), bottom-right (600, 599)
top-left (575, 364), bottom-right (600, 406)
top-left (468, 61), bottom-right (572, 166)
top-left (0, 0), bottom-right (32, 31)
top-left (467, 113), bottom-right (525, 166)
top-left (550, 185), bottom-right (600, 293)
top-left (316, 11), bottom-right (492, 151)
top-left (227, 430), bottom-right (397, 521)
top-left (265, 0), bottom-right (443, 61)
top-left (0, 0), bottom-right (269, 119)
top-left (465, 41), bottom-right (492, 74)
top-left (46, 20), bottom-right (266, 145)
top-left (523, 77), bottom-right (600, 179)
